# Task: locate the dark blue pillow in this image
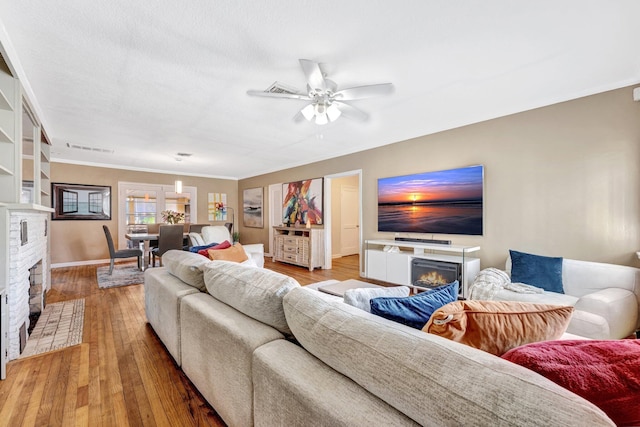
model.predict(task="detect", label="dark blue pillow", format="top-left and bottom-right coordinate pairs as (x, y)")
top-left (509, 250), bottom-right (564, 294)
top-left (189, 242), bottom-right (219, 253)
top-left (370, 281), bottom-right (459, 329)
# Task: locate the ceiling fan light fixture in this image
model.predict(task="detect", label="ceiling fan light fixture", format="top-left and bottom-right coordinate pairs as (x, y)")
top-left (301, 104), bottom-right (315, 121)
top-left (315, 111), bottom-right (329, 125)
top-left (326, 103), bottom-right (341, 122)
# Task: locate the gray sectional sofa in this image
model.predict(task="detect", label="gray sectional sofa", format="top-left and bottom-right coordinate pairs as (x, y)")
top-left (144, 250), bottom-right (614, 427)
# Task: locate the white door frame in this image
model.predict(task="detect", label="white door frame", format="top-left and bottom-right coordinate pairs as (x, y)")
top-left (267, 183), bottom-right (283, 257)
top-left (323, 169), bottom-right (363, 273)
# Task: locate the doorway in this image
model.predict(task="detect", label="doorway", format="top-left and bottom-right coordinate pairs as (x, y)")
top-left (323, 170), bottom-right (362, 272)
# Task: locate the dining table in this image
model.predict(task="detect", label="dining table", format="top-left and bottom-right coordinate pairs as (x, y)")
top-left (125, 232), bottom-right (189, 270)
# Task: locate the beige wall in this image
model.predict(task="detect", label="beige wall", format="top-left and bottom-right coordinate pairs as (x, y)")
top-left (50, 163), bottom-right (237, 264)
top-left (239, 86), bottom-right (640, 269)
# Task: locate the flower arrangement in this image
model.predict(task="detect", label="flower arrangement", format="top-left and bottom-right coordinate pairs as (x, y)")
top-left (161, 209), bottom-right (185, 224)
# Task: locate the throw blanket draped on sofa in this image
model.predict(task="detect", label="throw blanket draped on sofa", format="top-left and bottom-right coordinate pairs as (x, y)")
top-left (469, 268), bottom-right (544, 300)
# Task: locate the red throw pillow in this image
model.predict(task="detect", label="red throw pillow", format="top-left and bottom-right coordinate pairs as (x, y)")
top-left (197, 240), bottom-right (231, 257)
top-left (502, 339), bottom-right (640, 426)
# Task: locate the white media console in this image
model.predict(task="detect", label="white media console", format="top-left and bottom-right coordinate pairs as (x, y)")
top-left (364, 239), bottom-right (481, 298)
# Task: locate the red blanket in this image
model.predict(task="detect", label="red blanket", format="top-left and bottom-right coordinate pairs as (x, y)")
top-left (502, 339), bottom-right (640, 426)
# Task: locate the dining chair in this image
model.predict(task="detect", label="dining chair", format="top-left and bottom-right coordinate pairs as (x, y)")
top-left (151, 224), bottom-right (185, 267)
top-left (103, 225), bottom-right (143, 274)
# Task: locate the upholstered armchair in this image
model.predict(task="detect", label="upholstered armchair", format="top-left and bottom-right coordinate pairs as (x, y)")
top-left (189, 225), bottom-right (265, 268)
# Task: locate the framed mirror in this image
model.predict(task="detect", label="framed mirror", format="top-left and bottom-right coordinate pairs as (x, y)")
top-left (51, 183), bottom-right (111, 220)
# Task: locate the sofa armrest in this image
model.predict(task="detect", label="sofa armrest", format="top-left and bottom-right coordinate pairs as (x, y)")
top-left (575, 288), bottom-right (638, 339)
top-left (242, 243), bottom-right (265, 268)
top-left (189, 232), bottom-right (205, 247)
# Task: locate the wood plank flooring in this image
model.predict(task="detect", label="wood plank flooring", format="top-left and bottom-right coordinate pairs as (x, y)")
top-left (0, 255), bottom-right (362, 427)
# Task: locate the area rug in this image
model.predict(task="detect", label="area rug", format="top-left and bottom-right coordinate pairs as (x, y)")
top-left (20, 299), bottom-right (85, 358)
top-left (97, 265), bottom-right (144, 289)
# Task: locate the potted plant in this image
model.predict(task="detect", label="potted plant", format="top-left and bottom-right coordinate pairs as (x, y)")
top-left (232, 231), bottom-right (240, 244)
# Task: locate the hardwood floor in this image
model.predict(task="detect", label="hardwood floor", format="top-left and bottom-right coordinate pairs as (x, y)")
top-left (0, 255), bottom-right (362, 427)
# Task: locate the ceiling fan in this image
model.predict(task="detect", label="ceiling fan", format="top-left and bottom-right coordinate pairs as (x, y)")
top-left (247, 59), bottom-right (393, 125)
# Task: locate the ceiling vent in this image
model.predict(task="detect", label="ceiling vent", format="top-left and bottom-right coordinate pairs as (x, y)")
top-left (265, 81), bottom-right (300, 95)
top-left (66, 143), bottom-right (114, 154)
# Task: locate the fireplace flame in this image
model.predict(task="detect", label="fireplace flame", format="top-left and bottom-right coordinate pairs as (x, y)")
top-left (415, 271), bottom-right (448, 287)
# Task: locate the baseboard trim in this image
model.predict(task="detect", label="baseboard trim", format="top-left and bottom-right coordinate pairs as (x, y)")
top-left (52, 258), bottom-right (126, 269)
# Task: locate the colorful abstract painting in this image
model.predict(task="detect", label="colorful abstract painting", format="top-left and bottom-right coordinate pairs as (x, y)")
top-left (208, 193), bottom-right (227, 221)
top-left (282, 178), bottom-right (323, 226)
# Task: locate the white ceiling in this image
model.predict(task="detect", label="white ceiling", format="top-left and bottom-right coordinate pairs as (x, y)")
top-left (1, 1), bottom-right (639, 180)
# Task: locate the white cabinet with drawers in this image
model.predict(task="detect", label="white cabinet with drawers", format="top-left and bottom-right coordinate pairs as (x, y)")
top-left (272, 226), bottom-right (324, 271)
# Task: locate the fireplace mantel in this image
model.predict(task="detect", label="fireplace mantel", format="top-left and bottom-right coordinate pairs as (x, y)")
top-left (1, 203), bottom-right (53, 380)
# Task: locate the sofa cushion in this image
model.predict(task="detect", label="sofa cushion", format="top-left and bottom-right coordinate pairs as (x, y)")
top-left (253, 340), bottom-right (419, 426)
top-left (424, 300), bottom-right (573, 356)
top-left (207, 243), bottom-right (248, 263)
top-left (161, 249), bottom-right (209, 291)
top-left (509, 249), bottom-right (564, 293)
top-left (282, 287), bottom-right (613, 426)
top-left (344, 286), bottom-right (410, 313)
top-left (502, 339), bottom-right (640, 426)
top-left (370, 281), bottom-right (458, 329)
top-left (202, 261), bottom-right (300, 335)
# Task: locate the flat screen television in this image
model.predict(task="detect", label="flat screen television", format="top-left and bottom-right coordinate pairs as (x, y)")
top-left (377, 165), bottom-right (484, 236)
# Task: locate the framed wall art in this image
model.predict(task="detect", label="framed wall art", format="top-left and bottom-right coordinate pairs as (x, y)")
top-left (51, 183), bottom-right (111, 220)
top-left (208, 192), bottom-right (228, 221)
top-left (243, 187), bottom-right (263, 228)
top-left (282, 178), bottom-right (323, 226)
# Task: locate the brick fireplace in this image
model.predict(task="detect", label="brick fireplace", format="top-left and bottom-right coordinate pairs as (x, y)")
top-left (5, 209), bottom-right (50, 360)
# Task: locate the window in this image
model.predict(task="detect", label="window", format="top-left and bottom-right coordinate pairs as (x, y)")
top-left (88, 192), bottom-right (103, 213)
top-left (117, 182), bottom-right (197, 249)
top-left (61, 190), bottom-right (78, 213)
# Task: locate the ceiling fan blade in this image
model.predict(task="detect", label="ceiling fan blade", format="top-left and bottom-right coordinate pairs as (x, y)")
top-left (333, 101), bottom-right (369, 121)
top-left (299, 59), bottom-right (326, 91)
top-left (293, 110), bottom-right (306, 123)
top-left (246, 90), bottom-right (310, 100)
top-left (333, 83), bottom-right (394, 100)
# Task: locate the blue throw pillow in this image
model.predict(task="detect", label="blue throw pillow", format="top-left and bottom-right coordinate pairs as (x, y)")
top-left (370, 281), bottom-right (459, 329)
top-left (509, 250), bottom-right (564, 294)
top-left (189, 242), bottom-right (219, 253)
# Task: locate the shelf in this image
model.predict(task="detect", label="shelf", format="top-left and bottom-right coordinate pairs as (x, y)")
top-left (0, 126), bottom-right (14, 144)
top-left (0, 90), bottom-right (11, 111)
top-left (0, 165), bottom-right (14, 176)
top-left (0, 73), bottom-right (15, 112)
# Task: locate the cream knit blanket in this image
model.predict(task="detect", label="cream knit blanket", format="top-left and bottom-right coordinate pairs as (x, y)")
top-left (469, 268), bottom-right (544, 300)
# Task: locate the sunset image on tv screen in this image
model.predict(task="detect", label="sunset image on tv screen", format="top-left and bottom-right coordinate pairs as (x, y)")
top-left (377, 165), bottom-right (483, 235)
